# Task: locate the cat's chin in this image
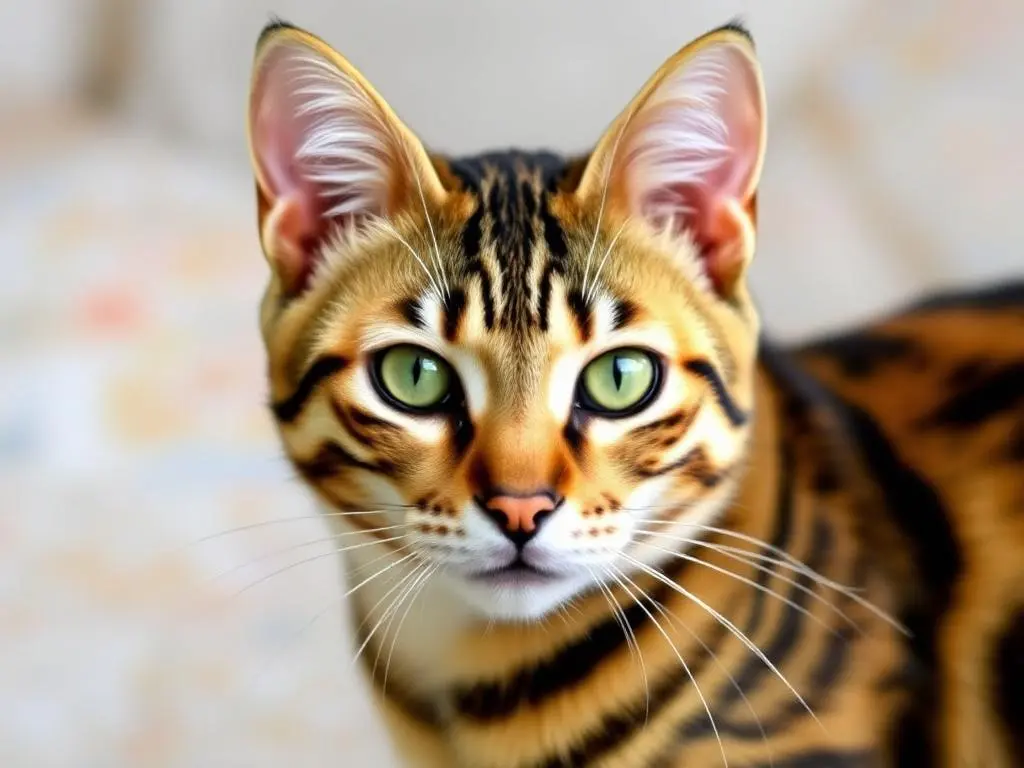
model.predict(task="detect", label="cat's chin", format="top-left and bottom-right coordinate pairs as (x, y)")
top-left (446, 568), bottom-right (595, 622)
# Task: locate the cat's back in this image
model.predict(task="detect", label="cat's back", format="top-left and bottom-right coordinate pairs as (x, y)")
top-left (794, 280), bottom-right (1024, 765)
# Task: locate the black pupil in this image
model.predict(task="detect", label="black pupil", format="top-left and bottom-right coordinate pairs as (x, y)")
top-left (412, 355), bottom-right (423, 386)
top-left (612, 356), bottom-right (624, 391)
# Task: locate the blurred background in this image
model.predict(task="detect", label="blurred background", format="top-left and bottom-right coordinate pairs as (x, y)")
top-left (1, 1), bottom-right (1020, 765)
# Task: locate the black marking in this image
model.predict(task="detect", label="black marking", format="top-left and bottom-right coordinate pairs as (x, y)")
top-left (487, 173), bottom-right (508, 250)
top-left (764, 338), bottom-right (960, 764)
top-left (684, 359), bottom-right (749, 427)
top-left (450, 415), bottom-right (475, 459)
top-left (442, 288), bottom-right (467, 341)
top-left (801, 333), bottom-right (920, 378)
top-left (909, 280), bottom-right (1024, 312)
top-left (271, 355), bottom-right (348, 423)
top-left (611, 298), bottom-right (640, 330)
top-left (1008, 420), bottom-right (1024, 461)
top-left (451, 556), bottom-right (689, 721)
top-left (646, 436), bottom-right (796, 765)
top-left (295, 441), bottom-right (385, 480)
top-left (995, 609), bottom-right (1024, 764)
top-left (565, 289), bottom-right (592, 341)
top-left (562, 416), bottom-right (585, 458)
top-left (520, 180), bottom-right (536, 218)
top-left (398, 296), bottom-right (425, 329)
top-left (329, 402), bottom-right (376, 448)
top-left (917, 361), bottom-right (1024, 429)
top-left (540, 192), bottom-right (567, 260)
top-left (946, 358), bottom-right (989, 389)
top-left (536, 261), bottom-right (560, 331)
top-left (257, 16), bottom-right (297, 47)
top-left (533, 621), bottom-right (730, 768)
top-left (748, 753), bottom-right (873, 768)
top-left (461, 201), bottom-right (483, 259)
top-left (475, 262), bottom-right (496, 329)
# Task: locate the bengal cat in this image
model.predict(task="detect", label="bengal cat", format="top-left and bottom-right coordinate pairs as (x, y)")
top-left (246, 18), bottom-right (1024, 768)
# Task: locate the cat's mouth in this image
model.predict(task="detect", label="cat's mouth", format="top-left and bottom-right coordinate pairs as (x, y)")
top-left (466, 557), bottom-right (557, 588)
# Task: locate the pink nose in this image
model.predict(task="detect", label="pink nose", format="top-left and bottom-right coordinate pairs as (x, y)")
top-left (483, 494), bottom-right (557, 536)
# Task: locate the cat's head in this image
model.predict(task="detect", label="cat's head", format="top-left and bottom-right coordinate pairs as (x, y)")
top-left (247, 21), bottom-right (766, 621)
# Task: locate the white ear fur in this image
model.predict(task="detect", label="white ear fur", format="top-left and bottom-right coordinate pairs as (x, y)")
top-left (625, 43), bottom-right (762, 228)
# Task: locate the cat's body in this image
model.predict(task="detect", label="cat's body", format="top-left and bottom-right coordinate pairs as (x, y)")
top-left (246, 21), bottom-right (1023, 768)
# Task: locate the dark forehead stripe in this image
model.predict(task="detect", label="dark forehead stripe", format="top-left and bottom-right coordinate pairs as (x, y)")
top-left (447, 151), bottom-right (574, 331)
top-left (442, 288), bottom-right (468, 341)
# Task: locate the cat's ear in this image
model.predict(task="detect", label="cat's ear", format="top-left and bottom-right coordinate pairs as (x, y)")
top-left (247, 22), bottom-right (445, 296)
top-left (577, 25), bottom-right (766, 298)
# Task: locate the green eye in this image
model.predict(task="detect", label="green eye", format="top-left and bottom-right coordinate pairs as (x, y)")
top-left (376, 345), bottom-right (453, 411)
top-left (579, 348), bottom-right (659, 415)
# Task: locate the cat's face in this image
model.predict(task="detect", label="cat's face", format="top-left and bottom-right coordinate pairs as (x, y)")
top-left (248, 22), bottom-right (766, 620)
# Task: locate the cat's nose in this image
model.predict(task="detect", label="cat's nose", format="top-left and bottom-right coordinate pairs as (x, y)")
top-left (478, 492), bottom-right (559, 547)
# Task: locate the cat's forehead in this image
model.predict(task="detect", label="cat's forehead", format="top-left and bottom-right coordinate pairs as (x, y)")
top-left (436, 151), bottom-right (590, 333)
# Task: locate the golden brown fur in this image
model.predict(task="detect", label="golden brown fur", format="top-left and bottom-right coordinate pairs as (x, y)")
top-left (245, 19), bottom-right (1024, 768)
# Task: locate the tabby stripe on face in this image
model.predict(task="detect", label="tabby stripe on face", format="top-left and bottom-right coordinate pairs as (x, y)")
top-left (442, 288), bottom-right (468, 341)
top-left (451, 555), bottom-right (690, 721)
top-left (330, 401), bottom-right (398, 448)
top-left (465, 259), bottom-right (496, 330)
top-left (271, 355), bottom-right (348, 422)
top-left (295, 440), bottom-right (390, 479)
top-left (398, 296), bottom-right (426, 329)
top-left (565, 288), bottom-right (593, 341)
top-left (611, 297), bottom-right (640, 330)
top-left (684, 359), bottom-right (749, 427)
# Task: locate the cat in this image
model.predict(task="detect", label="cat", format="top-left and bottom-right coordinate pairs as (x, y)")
top-left (245, 18), bottom-right (1024, 767)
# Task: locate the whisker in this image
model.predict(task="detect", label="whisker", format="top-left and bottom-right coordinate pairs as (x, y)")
top-left (633, 526), bottom-right (906, 635)
top-left (229, 534), bottom-right (409, 600)
top-left (581, 98), bottom-right (641, 299)
top-left (351, 559), bottom-right (428, 666)
top-left (382, 564), bottom-right (438, 692)
top-left (618, 552), bottom-right (822, 729)
top-left (376, 220), bottom-right (444, 302)
top-left (184, 508), bottom-right (403, 548)
top-left (587, 565), bottom-right (649, 718)
top-left (373, 561), bottom-right (432, 680)
top-left (585, 217), bottom-right (630, 305)
top-left (604, 564), bottom-right (728, 768)
top-left (207, 524), bottom-right (410, 586)
top-left (249, 547), bottom-right (419, 686)
top-left (642, 586), bottom-right (774, 768)
top-left (632, 539), bottom-right (849, 636)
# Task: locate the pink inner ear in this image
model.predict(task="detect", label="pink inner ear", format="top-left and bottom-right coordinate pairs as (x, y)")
top-left (251, 45), bottom-right (327, 232)
top-left (249, 41), bottom-right (394, 293)
top-left (627, 42), bottom-right (763, 274)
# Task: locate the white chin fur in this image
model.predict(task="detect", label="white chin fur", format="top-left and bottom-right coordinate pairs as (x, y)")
top-left (445, 571), bottom-right (595, 622)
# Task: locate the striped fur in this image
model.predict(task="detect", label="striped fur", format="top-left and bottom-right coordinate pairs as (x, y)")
top-left (246, 20), bottom-right (1024, 768)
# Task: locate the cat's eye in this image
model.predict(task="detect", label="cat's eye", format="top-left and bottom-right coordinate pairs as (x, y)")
top-left (374, 345), bottom-right (453, 412)
top-left (577, 348), bottom-right (660, 416)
